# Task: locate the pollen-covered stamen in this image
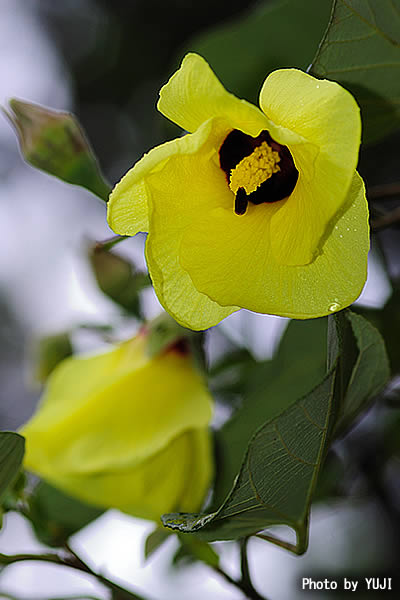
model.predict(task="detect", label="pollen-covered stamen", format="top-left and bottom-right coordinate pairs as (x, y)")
top-left (229, 141), bottom-right (281, 196)
top-left (219, 129), bottom-right (299, 212)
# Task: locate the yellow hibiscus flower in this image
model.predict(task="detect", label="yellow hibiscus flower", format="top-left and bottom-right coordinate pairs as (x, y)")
top-left (21, 332), bottom-right (213, 521)
top-left (107, 53), bottom-right (369, 331)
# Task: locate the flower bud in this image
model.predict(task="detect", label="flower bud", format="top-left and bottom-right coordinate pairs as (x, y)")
top-left (89, 244), bottom-right (150, 317)
top-left (5, 99), bottom-right (110, 201)
top-left (20, 332), bottom-right (214, 521)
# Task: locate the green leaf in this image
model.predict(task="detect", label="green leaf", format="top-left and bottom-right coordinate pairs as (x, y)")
top-left (161, 310), bottom-right (389, 551)
top-left (213, 318), bottom-right (327, 507)
top-left (186, 0), bottom-right (332, 103)
top-left (173, 534), bottom-right (219, 569)
top-left (332, 310), bottom-right (390, 433)
top-left (312, 450), bottom-right (346, 503)
top-left (90, 245), bottom-right (150, 318)
top-left (0, 432), bottom-right (25, 501)
top-left (311, 0), bottom-right (400, 143)
top-left (355, 288), bottom-right (400, 376)
top-left (144, 527), bottom-right (171, 560)
top-left (4, 99), bottom-right (111, 201)
top-left (28, 481), bottom-right (103, 547)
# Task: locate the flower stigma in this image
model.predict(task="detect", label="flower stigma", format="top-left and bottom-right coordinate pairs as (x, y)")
top-left (219, 129), bottom-right (299, 215)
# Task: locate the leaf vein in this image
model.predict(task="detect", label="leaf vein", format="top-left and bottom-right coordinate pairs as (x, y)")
top-left (322, 31), bottom-right (376, 44)
top-left (246, 453), bottom-right (293, 521)
top-left (299, 403), bottom-right (326, 431)
top-left (273, 423), bottom-right (317, 467)
top-left (339, 0), bottom-right (400, 46)
top-left (390, 0), bottom-right (400, 20)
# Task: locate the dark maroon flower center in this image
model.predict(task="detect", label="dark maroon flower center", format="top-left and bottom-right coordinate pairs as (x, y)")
top-left (219, 129), bottom-right (299, 215)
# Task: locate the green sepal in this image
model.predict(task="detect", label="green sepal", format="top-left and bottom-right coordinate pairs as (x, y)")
top-left (90, 244), bottom-right (150, 318)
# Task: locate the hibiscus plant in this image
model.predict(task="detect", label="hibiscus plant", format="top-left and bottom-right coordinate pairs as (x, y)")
top-left (0, 1), bottom-right (400, 599)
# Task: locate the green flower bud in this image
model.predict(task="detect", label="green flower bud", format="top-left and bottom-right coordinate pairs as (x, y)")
top-left (33, 332), bottom-right (73, 384)
top-left (20, 332), bottom-right (214, 521)
top-left (90, 244), bottom-right (150, 317)
top-left (4, 99), bottom-right (110, 201)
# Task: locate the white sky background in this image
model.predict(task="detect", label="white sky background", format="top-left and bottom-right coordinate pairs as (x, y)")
top-left (0, 1), bottom-right (393, 599)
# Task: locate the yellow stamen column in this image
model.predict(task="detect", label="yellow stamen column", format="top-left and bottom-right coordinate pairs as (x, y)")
top-left (229, 142), bottom-right (281, 196)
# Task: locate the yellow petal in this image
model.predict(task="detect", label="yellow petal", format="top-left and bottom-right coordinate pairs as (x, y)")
top-left (22, 339), bottom-right (213, 476)
top-left (158, 53), bottom-right (268, 136)
top-left (179, 172), bottom-right (368, 318)
top-left (144, 120), bottom-right (239, 330)
top-left (107, 137), bottom-right (191, 236)
top-left (40, 428), bottom-right (212, 521)
top-left (107, 116), bottom-right (230, 237)
top-left (259, 69), bottom-right (361, 266)
top-left (177, 428), bottom-right (214, 513)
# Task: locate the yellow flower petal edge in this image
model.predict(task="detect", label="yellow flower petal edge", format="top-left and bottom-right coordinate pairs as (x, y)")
top-left (179, 172), bottom-right (368, 318)
top-left (107, 53), bottom-right (369, 330)
top-left (144, 119), bottom-right (240, 329)
top-left (20, 333), bottom-right (214, 520)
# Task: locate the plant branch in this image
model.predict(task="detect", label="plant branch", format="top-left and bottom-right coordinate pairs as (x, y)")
top-left (0, 548), bottom-right (149, 600)
top-left (371, 205), bottom-right (400, 231)
top-left (0, 535), bottom-right (270, 600)
top-left (368, 182), bottom-right (400, 200)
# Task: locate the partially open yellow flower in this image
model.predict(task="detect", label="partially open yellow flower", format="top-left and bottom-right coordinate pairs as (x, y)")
top-left (21, 333), bottom-right (213, 521)
top-left (108, 53), bottom-right (369, 330)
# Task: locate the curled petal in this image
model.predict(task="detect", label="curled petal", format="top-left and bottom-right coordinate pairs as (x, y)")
top-left (260, 69), bottom-right (361, 266)
top-left (108, 117), bottom-right (229, 237)
top-left (158, 53), bottom-right (268, 136)
top-left (42, 428), bottom-right (213, 521)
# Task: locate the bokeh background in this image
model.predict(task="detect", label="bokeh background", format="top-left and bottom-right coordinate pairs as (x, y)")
top-left (0, 1), bottom-right (398, 598)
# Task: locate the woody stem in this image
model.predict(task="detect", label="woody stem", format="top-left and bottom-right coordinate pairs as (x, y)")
top-left (0, 548), bottom-right (148, 600)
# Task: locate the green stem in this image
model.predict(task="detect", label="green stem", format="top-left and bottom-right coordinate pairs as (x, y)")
top-left (95, 234), bottom-right (129, 251)
top-left (0, 549), bottom-right (148, 600)
top-left (208, 538), bottom-right (269, 600)
top-left (254, 533), bottom-right (299, 554)
top-left (239, 538), bottom-right (268, 600)
top-left (0, 594), bottom-right (102, 600)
